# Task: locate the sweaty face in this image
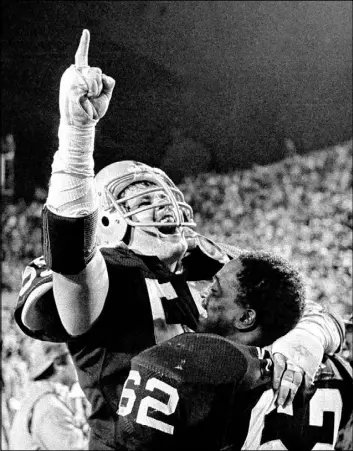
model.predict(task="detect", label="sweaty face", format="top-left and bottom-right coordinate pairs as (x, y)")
top-left (198, 260), bottom-right (246, 336)
top-left (121, 182), bottom-right (180, 234)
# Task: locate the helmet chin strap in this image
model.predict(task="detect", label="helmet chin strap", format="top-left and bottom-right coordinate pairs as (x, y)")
top-left (128, 226), bottom-right (188, 270)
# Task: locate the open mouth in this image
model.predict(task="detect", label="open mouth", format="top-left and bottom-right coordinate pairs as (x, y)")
top-left (158, 214), bottom-right (177, 234)
top-left (160, 214), bottom-right (175, 223)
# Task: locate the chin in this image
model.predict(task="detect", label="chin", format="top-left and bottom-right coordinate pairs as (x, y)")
top-left (197, 317), bottom-right (233, 336)
top-left (196, 317), bottom-right (214, 333)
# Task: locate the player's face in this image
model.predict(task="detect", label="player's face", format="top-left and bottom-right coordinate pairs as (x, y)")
top-left (198, 260), bottom-right (246, 336)
top-left (123, 183), bottom-right (179, 234)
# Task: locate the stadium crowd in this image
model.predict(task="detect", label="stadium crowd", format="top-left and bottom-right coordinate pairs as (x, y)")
top-left (1, 140), bottom-right (352, 449)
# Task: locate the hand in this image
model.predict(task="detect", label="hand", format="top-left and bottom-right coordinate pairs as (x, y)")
top-left (272, 352), bottom-right (306, 407)
top-left (183, 226), bottom-right (199, 251)
top-left (59, 29), bottom-right (115, 126)
top-left (270, 327), bottom-right (325, 407)
top-left (183, 228), bottom-right (229, 263)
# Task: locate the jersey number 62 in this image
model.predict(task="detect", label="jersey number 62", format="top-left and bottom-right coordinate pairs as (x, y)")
top-left (117, 369), bottom-right (179, 435)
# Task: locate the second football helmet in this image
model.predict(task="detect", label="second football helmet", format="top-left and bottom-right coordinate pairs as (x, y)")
top-left (95, 161), bottom-right (196, 246)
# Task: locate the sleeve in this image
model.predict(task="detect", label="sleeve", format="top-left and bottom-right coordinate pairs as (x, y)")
top-left (33, 395), bottom-right (88, 450)
top-left (183, 230), bottom-right (230, 281)
top-left (14, 248), bottom-right (130, 342)
top-left (296, 300), bottom-right (345, 354)
top-left (14, 256), bottom-right (71, 342)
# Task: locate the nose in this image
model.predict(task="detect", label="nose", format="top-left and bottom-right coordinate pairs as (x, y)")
top-left (154, 195), bottom-right (176, 219)
top-left (155, 194), bottom-right (170, 207)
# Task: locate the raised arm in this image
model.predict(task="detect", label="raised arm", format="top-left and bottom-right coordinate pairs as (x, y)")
top-left (43, 30), bottom-right (115, 336)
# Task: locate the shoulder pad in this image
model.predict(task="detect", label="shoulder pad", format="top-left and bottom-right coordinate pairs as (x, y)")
top-left (318, 354), bottom-right (353, 383)
top-left (14, 256), bottom-right (70, 342)
top-left (133, 333), bottom-right (271, 390)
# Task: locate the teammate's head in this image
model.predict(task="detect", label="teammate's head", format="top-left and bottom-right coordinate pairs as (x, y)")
top-left (198, 251), bottom-right (306, 346)
top-left (95, 161), bottom-right (195, 263)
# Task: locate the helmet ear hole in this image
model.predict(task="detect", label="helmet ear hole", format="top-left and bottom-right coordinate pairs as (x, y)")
top-left (102, 216), bottom-right (110, 227)
top-left (97, 209), bottom-right (128, 246)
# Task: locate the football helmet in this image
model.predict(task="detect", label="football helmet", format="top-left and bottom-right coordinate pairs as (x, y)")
top-left (95, 161), bottom-right (196, 245)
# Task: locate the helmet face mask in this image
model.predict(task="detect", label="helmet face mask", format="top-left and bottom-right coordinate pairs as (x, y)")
top-left (95, 161), bottom-right (196, 246)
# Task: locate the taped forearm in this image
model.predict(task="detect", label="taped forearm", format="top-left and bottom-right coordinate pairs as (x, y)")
top-left (47, 173), bottom-right (97, 217)
top-left (44, 118), bottom-right (99, 274)
top-left (56, 122), bottom-right (96, 176)
top-left (46, 122), bottom-right (98, 217)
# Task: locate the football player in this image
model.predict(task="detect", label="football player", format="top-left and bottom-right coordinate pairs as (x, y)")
top-left (15, 30), bottom-right (346, 450)
top-left (115, 253), bottom-right (353, 450)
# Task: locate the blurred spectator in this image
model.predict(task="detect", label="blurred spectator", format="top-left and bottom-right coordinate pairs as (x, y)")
top-left (8, 341), bottom-right (88, 450)
top-left (2, 197), bottom-right (43, 292)
top-left (1, 305), bottom-right (29, 424)
top-left (180, 141), bottom-right (352, 320)
top-left (1, 133), bottom-right (15, 197)
top-left (1, 374), bottom-right (11, 450)
top-left (69, 381), bottom-right (92, 439)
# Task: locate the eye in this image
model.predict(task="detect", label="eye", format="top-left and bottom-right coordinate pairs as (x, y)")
top-left (136, 198), bottom-right (152, 208)
top-left (210, 285), bottom-right (219, 296)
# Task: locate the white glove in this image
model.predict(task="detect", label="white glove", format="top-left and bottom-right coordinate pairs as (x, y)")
top-left (55, 28), bottom-right (115, 176)
top-left (59, 29), bottom-right (115, 127)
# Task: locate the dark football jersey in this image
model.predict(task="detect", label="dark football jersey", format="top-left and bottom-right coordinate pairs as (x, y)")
top-left (64, 246), bottom-right (224, 448)
top-left (14, 246), bottom-right (348, 450)
top-left (14, 244), bottom-right (227, 448)
top-left (116, 334), bottom-right (353, 451)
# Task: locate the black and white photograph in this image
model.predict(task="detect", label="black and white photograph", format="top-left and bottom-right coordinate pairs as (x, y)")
top-left (1, 1), bottom-right (352, 450)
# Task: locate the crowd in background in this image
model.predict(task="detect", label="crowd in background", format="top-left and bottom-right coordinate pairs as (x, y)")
top-left (180, 141), bottom-right (352, 319)
top-left (1, 141), bottom-right (352, 449)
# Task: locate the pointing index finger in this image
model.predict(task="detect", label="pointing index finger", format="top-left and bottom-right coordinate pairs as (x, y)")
top-left (75, 29), bottom-right (90, 68)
